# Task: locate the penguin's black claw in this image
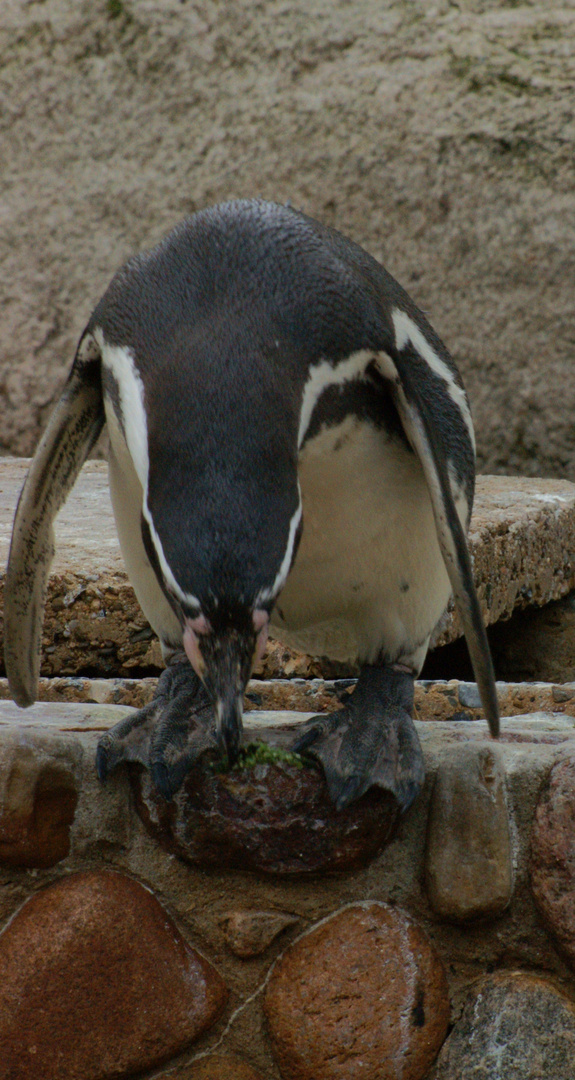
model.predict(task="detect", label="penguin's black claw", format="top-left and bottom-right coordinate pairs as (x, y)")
top-left (96, 656), bottom-right (216, 798)
top-left (291, 664), bottom-right (424, 813)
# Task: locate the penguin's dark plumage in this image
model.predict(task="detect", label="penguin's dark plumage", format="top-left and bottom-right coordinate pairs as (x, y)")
top-left (4, 200), bottom-right (498, 810)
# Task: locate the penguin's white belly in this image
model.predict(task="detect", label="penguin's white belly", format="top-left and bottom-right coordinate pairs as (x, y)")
top-left (271, 417), bottom-right (452, 667)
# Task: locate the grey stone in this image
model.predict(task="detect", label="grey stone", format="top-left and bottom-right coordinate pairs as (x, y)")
top-left (457, 682), bottom-right (481, 709)
top-left (430, 972), bottom-right (575, 1079)
top-left (425, 744), bottom-right (513, 921)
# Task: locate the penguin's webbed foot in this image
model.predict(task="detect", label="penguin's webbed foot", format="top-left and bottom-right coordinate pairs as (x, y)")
top-left (96, 654), bottom-right (216, 800)
top-left (291, 664), bottom-right (423, 812)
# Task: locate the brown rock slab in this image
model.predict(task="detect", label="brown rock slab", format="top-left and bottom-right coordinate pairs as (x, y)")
top-left (0, 869), bottom-right (228, 1080)
top-left (430, 972), bottom-right (575, 1079)
top-left (0, 737), bottom-right (79, 868)
top-left (220, 910), bottom-right (299, 958)
top-left (425, 744), bottom-right (513, 921)
top-left (433, 475), bottom-right (575, 646)
top-left (2, 462), bottom-right (575, 678)
top-left (531, 754), bottom-right (575, 967)
top-left (131, 741), bottom-right (399, 876)
top-left (491, 591), bottom-right (575, 683)
top-left (166, 1054), bottom-right (265, 1079)
top-left (264, 901), bottom-right (450, 1080)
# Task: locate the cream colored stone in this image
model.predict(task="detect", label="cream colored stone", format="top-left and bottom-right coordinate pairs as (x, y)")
top-left (425, 744), bottom-right (513, 921)
top-left (220, 911), bottom-right (299, 958)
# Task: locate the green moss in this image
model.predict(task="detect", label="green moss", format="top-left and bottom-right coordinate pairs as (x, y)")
top-left (206, 741), bottom-right (310, 775)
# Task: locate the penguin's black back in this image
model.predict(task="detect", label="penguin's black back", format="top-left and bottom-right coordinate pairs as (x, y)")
top-left (89, 200), bottom-right (473, 606)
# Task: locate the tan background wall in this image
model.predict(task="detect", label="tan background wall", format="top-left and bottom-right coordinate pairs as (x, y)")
top-left (1, 0), bottom-right (574, 478)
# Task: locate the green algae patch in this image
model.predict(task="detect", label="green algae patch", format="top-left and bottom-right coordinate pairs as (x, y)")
top-left (206, 741), bottom-right (311, 775)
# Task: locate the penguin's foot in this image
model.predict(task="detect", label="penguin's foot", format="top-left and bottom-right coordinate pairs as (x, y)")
top-left (291, 664), bottom-right (423, 812)
top-left (96, 653), bottom-right (216, 800)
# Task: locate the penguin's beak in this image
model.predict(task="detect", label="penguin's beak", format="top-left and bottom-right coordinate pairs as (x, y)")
top-left (183, 610), bottom-right (269, 765)
top-left (214, 689), bottom-right (244, 764)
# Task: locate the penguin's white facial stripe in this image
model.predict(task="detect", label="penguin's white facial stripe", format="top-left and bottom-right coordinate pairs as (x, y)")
top-left (96, 331), bottom-right (149, 488)
top-left (256, 492), bottom-right (303, 605)
top-left (391, 309), bottom-right (476, 454)
top-left (298, 350), bottom-right (376, 449)
top-left (96, 329), bottom-right (201, 614)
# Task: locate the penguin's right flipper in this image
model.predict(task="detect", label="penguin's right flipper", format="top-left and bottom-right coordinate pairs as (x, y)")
top-left (96, 656), bottom-right (217, 799)
top-left (378, 315), bottom-right (500, 740)
top-left (4, 333), bottom-right (104, 708)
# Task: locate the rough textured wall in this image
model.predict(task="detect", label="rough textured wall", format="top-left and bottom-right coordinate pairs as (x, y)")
top-left (1, 0), bottom-right (574, 477)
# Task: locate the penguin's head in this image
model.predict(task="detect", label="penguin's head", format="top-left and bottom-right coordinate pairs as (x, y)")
top-left (181, 603), bottom-right (270, 763)
top-left (143, 468), bottom-right (302, 765)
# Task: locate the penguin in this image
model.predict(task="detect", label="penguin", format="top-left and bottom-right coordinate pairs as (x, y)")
top-left (4, 199), bottom-right (499, 811)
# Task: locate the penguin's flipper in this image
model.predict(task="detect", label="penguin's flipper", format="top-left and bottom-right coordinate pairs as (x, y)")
top-left (96, 656), bottom-right (217, 799)
top-left (4, 334), bottom-right (104, 707)
top-left (293, 665), bottom-right (422, 812)
top-left (379, 321), bottom-right (500, 739)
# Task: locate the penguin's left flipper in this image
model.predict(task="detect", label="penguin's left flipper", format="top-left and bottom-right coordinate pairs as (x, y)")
top-left (96, 654), bottom-right (217, 800)
top-left (4, 334), bottom-right (104, 708)
top-left (292, 665), bottom-right (423, 812)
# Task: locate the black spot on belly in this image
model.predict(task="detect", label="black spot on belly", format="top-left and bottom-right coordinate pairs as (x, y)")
top-left (400, 579), bottom-right (410, 594)
top-left (411, 985), bottom-right (425, 1028)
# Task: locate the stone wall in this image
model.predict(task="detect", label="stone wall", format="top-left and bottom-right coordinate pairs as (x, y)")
top-left (3, 458), bottom-right (575, 1075)
top-left (1, 0), bottom-right (575, 479)
top-left (1, 700), bottom-right (575, 1078)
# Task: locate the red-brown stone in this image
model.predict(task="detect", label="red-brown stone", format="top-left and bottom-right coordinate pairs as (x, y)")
top-left (132, 755), bottom-right (399, 875)
top-left (0, 746), bottom-right (78, 868)
top-left (531, 755), bottom-right (575, 967)
top-left (264, 901), bottom-right (450, 1080)
top-left (0, 870), bottom-right (228, 1080)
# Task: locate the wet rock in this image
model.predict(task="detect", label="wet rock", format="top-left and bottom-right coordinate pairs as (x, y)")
top-left (220, 910), bottom-right (299, 958)
top-left (426, 745), bottom-right (513, 921)
top-left (167, 1054), bottom-right (265, 1079)
top-left (131, 746), bottom-right (399, 876)
top-left (531, 755), bottom-right (575, 967)
top-left (264, 901), bottom-right (450, 1080)
top-left (0, 737), bottom-right (80, 868)
top-left (430, 972), bottom-right (575, 1079)
top-left (0, 869), bottom-right (227, 1080)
